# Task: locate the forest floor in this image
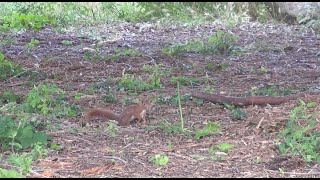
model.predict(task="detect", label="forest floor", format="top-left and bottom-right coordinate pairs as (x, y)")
top-left (1, 21), bottom-right (320, 177)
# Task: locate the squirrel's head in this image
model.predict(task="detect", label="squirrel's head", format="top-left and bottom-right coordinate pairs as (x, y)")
top-left (140, 98), bottom-right (152, 109)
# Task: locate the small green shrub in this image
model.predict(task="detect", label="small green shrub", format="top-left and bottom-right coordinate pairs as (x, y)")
top-left (278, 100), bottom-right (320, 163)
top-left (248, 85), bottom-right (293, 96)
top-left (25, 38), bottom-right (40, 49)
top-left (162, 30), bottom-right (238, 56)
top-left (170, 76), bottom-right (199, 86)
top-left (0, 90), bottom-right (22, 104)
top-left (0, 13), bottom-right (52, 32)
top-left (150, 154), bottom-right (169, 166)
top-left (0, 115), bottom-right (49, 150)
top-left (7, 153), bottom-right (32, 175)
top-left (0, 168), bottom-right (25, 178)
top-left (118, 69), bottom-right (162, 93)
top-left (26, 84), bottom-right (77, 117)
top-left (0, 53), bottom-right (24, 81)
top-left (194, 122), bottom-right (221, 139)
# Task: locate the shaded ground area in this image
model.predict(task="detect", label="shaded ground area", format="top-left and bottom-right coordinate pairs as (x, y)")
top-left (1, 21), bottom-right (320, 177)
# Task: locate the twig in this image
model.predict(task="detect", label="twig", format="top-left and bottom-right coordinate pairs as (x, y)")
top-left (256, 117), bottom-right (264, 129)
top-left (265, 169), bottom-right (320, 175)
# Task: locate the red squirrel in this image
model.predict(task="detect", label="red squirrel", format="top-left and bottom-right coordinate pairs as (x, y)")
top-left (83, 99), bottom-right (152, 126)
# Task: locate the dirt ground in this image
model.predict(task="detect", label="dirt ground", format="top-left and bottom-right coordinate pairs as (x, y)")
top-left (1, 21), bottom-right (320, 178)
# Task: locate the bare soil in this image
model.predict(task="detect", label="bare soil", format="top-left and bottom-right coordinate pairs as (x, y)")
top-left (1, 21), bottom-right (320, 178)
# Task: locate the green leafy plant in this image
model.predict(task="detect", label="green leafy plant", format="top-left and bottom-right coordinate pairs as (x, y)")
top-left (194, 122), bottom-right (221, 139)
top-left (150, 154), bottom-right (169, 166)
top-left (0, 115), bottom-right (49, 150)
top-left (0, 13), bottom-right (52, 32)
top-left (26, 83), bottom-right (77, 117)
top-left (170, 76), bottom-right (199, 86)
top-left (61, 40), bottom-right (73, 45)
top-left (278, 99), bottom-right (320, 163)
top-left (105, 121), bottom-right (119, 137)
top-left (208, 143), bottom-right (234, 161)
top-left (155, 94), bottom-right (191, 106)
top-left (224, 103), bottom-right (246, 120)
top-left (30, 142), bottom-right (49, 160)
top-left (103, 94), bottom-right (117, 103)
top-left (118, 70), bottom-right (162, 93)
top-left (25, 38), bottom-right (40, 49)
top-left (107, 48), bottom-right (140, 61)
top-left (0, 90), bottom-right (22, 104)
top-left (0, 53), bottom-right (24, 81)
top-left (162, 30), bottom-right (237, 56)
top-left (0, 168), bottom-right (25, 178)
top-left (248, 85), bottom-right (293, 96)
top-left (49, 143), bottom-right (62, 151)
top-left (6, 153), bottom-right (32, 175)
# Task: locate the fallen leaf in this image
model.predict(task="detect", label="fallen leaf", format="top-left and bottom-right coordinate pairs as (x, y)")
top-left (39, 160), bottom-right (74, 168)
top-left (41, 170), bottom-right (55, 177)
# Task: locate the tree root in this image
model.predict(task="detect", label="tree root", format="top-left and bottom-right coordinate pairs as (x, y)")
top-left (191, 91), bottom-right (320, 107)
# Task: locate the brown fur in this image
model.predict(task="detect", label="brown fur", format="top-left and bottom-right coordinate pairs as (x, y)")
top-left (83, 99), bottom-right (152, 126)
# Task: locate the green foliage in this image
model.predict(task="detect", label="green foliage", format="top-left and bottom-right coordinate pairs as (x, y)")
top-left (278, 100), bottom-right (320, 163)
top-left (0, 168), bottom-right (25, 178)
top-left (150, 154), bottom-right (169, 166)
top-left (205, 62), bottom-right (229, 71)
top-left (0, 90), bottom-right (22, 104)
top-left (61, 40), bottom-right (73, 46)
top-left (25, 38), bottom-right (40, 49)
top-left (155, 94), bottom-right (191, 106)
top-left (30, 142), bottom-right (49, 160)
top-left (103, 94), bottom-right (117, 103)
top-left (162, 30), bottom-right (238, 56)
top-left (194, 122), bottom-right (221, 139)
top-left (248, 85), bottom-right (293, 97)
top-left (49, 143), bottom-right (62, 151)
top-left (0, 53), bottom-right (24, 81)
top-left (118, 65), bottom-right (162, 93)
top-left (26, 83), bottom-right (77, 117)
top-left (170, 76), bottom-right (199, 86)
top-left (7, 153), bottom-right (32, 175)
top-left (105, 121), bottom-right (119, 137)
top-left (0, 2), bottom-right (281, 27)
top-left (209, 143), bottom-right (234, 154)
top-left (224, 103), bottom-right (246, 120)
top-left (108, 48), bottom-right (140, 61)
top-left (0, 13), bottom-right (52, 32)
top-left (0, 115), bottom-right (49, 150)
top-left (154, 120), bottom-right (187, 135)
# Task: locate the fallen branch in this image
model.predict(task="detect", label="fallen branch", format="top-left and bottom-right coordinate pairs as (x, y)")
top-left (191, 91), bottom-right (320, 107)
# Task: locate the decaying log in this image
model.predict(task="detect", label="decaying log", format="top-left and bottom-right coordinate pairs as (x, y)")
top-left (191, 91), bottom-right (320, 107)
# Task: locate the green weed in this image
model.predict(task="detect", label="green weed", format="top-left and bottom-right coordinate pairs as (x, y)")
top-left (0, 168), bottom-right (25, 178)
top-left (25, 38), bottom-right (40, 49)
top-left (278, 99), bottom-right (320, 163)
top-left (162, 30), bottom-right (238, 56)
top-left (61, 40), bottom-right (73, 45)
top-left (248, 85), bottom-right (293, 96)
top-left (0, 53), bottom-right (24, 81)
top-left (105, 121), bottom-right (119, 137)
top-left (6, 153), bottom-right (32, 175)
top-left (194, 122), bottom-right (221, 139)
top-left (170, 76), bottom-right (200, 86)
top-left (208, 143), bottom-right (234, 161)
top-left (107, 48), bottom-right (140, 61)
top-left (0, 90), bottom-right (23, 105)
top-left (224, 103), bottom-right (246, 120)
top-left (26, 83), bottom-right (77, 117)
top-left (150, 154), bottom-right (169, 166)
top-left (0, 13), bottom-right (52, 32)
top-left (0, 115), bottom-right (49, 150)
top-left (118, 68), bottom-right (162, 93)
